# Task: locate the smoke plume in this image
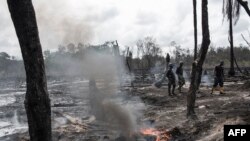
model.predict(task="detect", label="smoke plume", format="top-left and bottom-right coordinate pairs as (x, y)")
top-left (34, 1), bottom-right (93, 49)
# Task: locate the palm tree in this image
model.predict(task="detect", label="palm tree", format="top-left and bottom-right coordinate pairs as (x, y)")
top-left (7, 0), bottom-right (52, 140)
top-left (237, 0), bottom-right (250, 17)
top-left (222, 0), bottom-right (241, 76)
top-left (187, 0), bottom-right (211, 119)
top-left (193, 0), bottom-right (198, 60)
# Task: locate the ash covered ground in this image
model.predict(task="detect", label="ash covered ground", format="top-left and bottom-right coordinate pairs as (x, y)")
top-left (0, 76), bottom-right (249, 141)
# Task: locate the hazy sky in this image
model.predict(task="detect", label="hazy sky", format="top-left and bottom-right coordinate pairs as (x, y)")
top-left (0, 0), bottom-right (249, 59)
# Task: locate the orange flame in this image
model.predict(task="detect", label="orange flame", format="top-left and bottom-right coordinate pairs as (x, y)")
top-left (141, 128), bottom-right (160, 141)
top-left (140, 128), bottom-right (170, 141)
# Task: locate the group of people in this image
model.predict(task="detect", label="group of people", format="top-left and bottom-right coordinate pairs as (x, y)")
top-left (165, 61), bottom-right (225, 96)
top-left (165, 62), bottom-right (185, 96)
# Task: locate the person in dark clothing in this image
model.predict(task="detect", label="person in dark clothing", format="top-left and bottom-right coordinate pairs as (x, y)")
top-left (166, 63), bottom-right (176, 96)
top-left (211, 61), bottom-right (225, 94)
top-left (176, 62), bottom-right (185, 93)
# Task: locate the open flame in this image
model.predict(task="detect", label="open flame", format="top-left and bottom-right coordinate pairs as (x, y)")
top-left (140, 128), bottom-right (170, 141)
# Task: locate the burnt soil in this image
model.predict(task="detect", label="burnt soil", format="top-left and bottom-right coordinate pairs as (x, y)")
top-left (0, 78), bottom-right (250, 141)
top-left (127, 80), bottom-right (250, 141)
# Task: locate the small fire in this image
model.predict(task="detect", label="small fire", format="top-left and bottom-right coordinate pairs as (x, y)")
top-left (140, 128), bottom-right (170, 141)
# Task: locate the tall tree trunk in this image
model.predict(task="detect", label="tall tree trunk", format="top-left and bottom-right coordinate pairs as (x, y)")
top-left (228, 0), bottom-right (235, 76)
top-left (193, 0), bottom-right (198, 60)
top-left (187, 0), bottom-right (210, 119)
top-left (7, 0), bottom-right (52, 141)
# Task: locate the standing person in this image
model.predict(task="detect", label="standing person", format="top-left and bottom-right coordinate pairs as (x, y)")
top-left (166, 53), bottom-right (170, 69)
top-left (166, 64), bottom-right (176, 96)
top-left (176, 62), bottom-right (185, 93)
top-left (211, 61), bottom-right (225, 94)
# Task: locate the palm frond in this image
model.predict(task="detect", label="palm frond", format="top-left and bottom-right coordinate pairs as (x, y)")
top-left (222, 0), bottom-right (241, 24)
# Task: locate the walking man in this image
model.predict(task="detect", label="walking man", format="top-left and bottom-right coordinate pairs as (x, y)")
top-left (211, 61), bottom-right (225, 94)
top-left (176, 62), bottom-right (185, 93)
top-left (166, 64), bottom-right (176, 96)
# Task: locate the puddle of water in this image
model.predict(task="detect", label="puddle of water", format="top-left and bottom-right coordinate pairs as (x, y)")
top-left (0, 121), bottom-right (11, 128)
top-left (0, 127), bottom-right (27, 138)
top-left (0, 96), bottom-right (16, 107)
top-left (12, 110), bottom-right (20, 127)
top-left (48, 80), bottom-right (89, 87)
top-left (0, 110), bottom-right (27, 138)
top-left (0, 92), bottom-right (25, 97)
top-left (53, 117), bottom-right (68, 128)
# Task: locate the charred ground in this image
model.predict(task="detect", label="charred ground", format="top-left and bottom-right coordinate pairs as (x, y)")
top-left (0, 76), bottom-right (249, 141)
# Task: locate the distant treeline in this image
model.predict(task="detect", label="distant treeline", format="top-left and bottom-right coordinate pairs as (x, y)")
top-left (0, 42), bottom-right (122, 79)
top-left (1, 41), bottom-right (250, 79)
top-left (205, 46), bottom-right (250, 68)
top-left (0, 52), bottom-right (25, 79)
top-left (130, 43), bottom-right (250, 71)
top-left (174, 45), bottom-right (250, 69)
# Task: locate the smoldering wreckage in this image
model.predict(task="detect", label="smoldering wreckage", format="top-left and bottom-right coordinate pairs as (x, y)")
top-left (0, 42), bottom-right (176, 141)
top-left (1, 0), bottom-right (250, 141)
top-left (1, 41), bottom-right (250, 141)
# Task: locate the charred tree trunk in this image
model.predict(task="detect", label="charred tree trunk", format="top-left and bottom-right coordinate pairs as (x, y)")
top-left (126, 50), bottom-right (133, 87)
top-left (113, 41), bottom-right (123, 86)
top-left (228, 0), bottom-right (235, 76)
top-left (166, 53), bottom-right (170, 69)
top-left (146, 55), bottom-right (151, 70)
top-left (187, 62), bottom-right (198, 119)
top-left (193, 0), bottom-right (198, 60)
top-left (187, 0), bottom-right (210, 119)
top-left (7, 0), bottom-right (52, 141)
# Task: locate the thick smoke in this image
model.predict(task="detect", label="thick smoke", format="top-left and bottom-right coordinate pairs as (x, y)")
top-left (34, 1), bottom-right (93, 49)
top-left (83, 51), bottom-right (118, 80)
top-left (86, 50), bottom-right (144, 139)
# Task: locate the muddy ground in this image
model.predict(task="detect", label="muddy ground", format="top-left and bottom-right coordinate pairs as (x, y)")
top-left (0, 77), bottom-right (249, 141)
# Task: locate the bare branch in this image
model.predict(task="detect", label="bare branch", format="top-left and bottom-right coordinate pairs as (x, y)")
top-left (241, 33), bottom-right (250, 46)
top-left (248, 29), bottom-right (250, 38)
